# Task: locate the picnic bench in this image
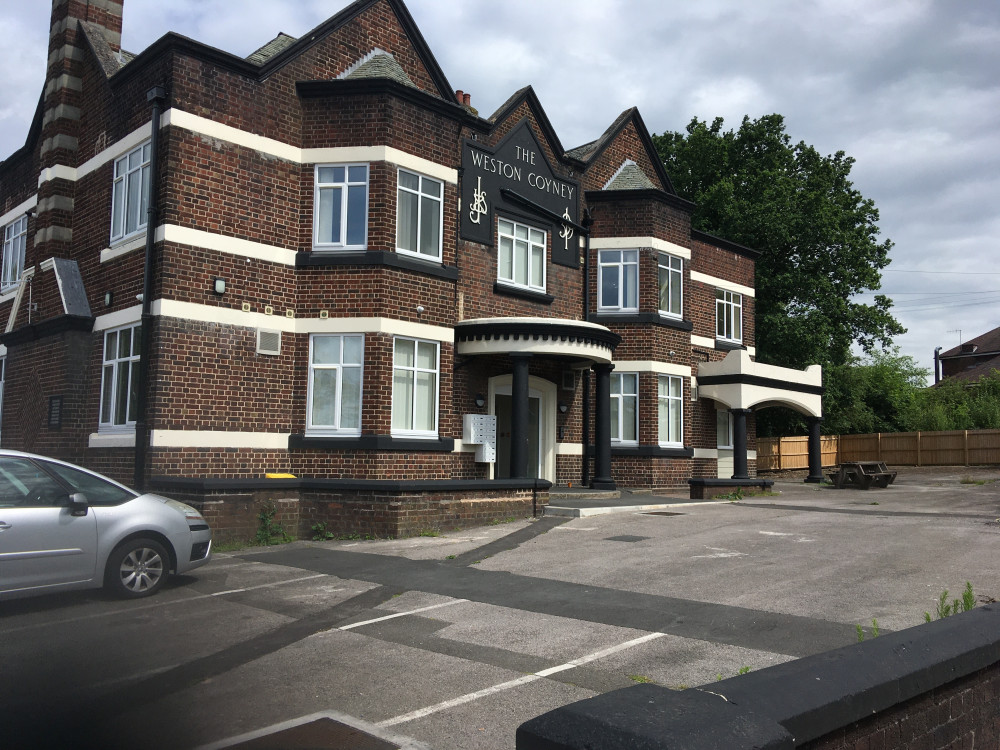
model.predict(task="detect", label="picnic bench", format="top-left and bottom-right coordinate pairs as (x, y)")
top-left (827, 461), bottom-right (897, 489)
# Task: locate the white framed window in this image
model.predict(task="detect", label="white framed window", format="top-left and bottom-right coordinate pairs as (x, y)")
top-left (307, 334), bottom-right (364, 435)
top-left (2, 215), bottom-right (27, 292)
top-left (598, 249), bottom-right (638, 311)
top-left (497, 218), bottom-right (546, 292)
top-left (392, 337), bottom-right (439, 436)
top-left (111, 141), bottom-right (151, 242)
top-left (658, 375), bottom-right (683, 446)
top-left (396, 169), bottom-right (443, 260)
top-left (314, 164), bottom-right (368, 250)
top-left (716, 289), bottom-right (743, 343)
top-left (610, 372), bottom-right (638, 444)
top-left (658, 253), bottom-right (682, 318)
top-left (716, 409), bottom-right (733, 449)
top-left (99, 323), bottom-right (141, 430)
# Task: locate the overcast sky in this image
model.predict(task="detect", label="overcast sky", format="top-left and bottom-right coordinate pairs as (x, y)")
top-left (2, 0), bottom-right (998, 380)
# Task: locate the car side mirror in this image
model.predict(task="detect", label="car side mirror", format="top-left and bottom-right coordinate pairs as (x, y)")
top-left (68, 492), bottom-right (89, 517)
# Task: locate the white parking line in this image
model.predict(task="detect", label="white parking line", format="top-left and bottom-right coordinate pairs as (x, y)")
top-left (377, 632), bottom-right (666, 727)
top-left (338, 599), bottom-right (468, 630)
top-left (4, 573), bottom-right (331, 634)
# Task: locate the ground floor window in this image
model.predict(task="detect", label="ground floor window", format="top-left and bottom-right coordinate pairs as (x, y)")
top-left (717, 409), bottom-right (733, 449)
top-left (100, 324), bottom-right (141, 429)
top-left (658, 375), bottom-right (683, 446)
top-left (392, 337), bottom-right (439, 436)
top-left (610, 372), bottom-right (638, 444)
top-left (307, 334), bottom-right (363, 435)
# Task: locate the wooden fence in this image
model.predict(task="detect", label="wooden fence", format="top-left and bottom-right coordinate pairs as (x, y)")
top-left (757, 429), bottom-right (1000, 471)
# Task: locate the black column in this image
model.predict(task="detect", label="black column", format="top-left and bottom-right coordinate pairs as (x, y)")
top-left (806, 416), bottom-right (824, 483)
top-left (509, 354), bottom-right (531, 479)
top-left (592, 363), bottom-right (616, 490)
top-left (731, 408), bottom-right (751, 479)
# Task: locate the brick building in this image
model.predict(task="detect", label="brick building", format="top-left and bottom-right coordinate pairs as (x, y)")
top-left (936, 327), bottom-right (1000, 384)
top-left (0, 0), bottom-right (823, 538)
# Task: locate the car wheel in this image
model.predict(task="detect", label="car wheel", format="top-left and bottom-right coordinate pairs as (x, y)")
top-left (105, 538), bottom-right (169, 598)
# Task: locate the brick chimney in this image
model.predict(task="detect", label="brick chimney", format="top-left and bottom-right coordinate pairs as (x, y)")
top-left (34, 1), bottom-right (124, 268)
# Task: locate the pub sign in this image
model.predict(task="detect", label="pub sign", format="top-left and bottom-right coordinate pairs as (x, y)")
top-left (461, 120), bottom-right (580, 268)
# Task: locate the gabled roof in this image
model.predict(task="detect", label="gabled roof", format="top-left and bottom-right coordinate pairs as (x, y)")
top-left (567, 108), bottom-right (676, 195)
top-left (940, 326), bottom-right (1000, 359)
top-left (941, 354), bottom-right (1000, 384)
top-left (485, 86), bottom-right (570, 163)
top-left (107, 0), bottom-right (457, 103)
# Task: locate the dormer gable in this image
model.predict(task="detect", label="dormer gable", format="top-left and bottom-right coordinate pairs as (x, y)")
top-left (572, 108), bottom-right (675, 196)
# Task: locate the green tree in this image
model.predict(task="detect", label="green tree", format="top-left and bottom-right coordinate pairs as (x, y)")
top-left (903, 371), bottom-right (1000, 431)
top-left (653, 115), bottom-right (904, 372)
top-left (821, 350), bottom-right (927, 435)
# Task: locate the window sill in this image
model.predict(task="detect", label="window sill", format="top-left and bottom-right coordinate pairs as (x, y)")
top-left (89, 431), bottom-right (136, 448)
top-left (0, 287), bottom-right (17, 303)
top-left (296, 250), bottom-right (458, 280)
top-left (101, 234), bottom-right (146, 263)
top-left (289, 434), bottom-right (455, 451)
top-left (611, 444), bottom-right (694, 458)
top-left (715, 338), bottom-right (745, 351)
top-left (493, 282), bottom-right (554, 305)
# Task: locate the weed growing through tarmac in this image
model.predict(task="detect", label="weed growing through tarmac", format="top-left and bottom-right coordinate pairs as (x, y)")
top-left (924, 582), bottom-right (977, 622)
top-left (628, 675), bottom-right (653, 684)
top-left (960, 475), bottom-right (989, 485)
top-left (488, 516), bottom-right (519, 525)
top-left (418, 529), bottom-right (441, 537)
top-left (445, 554), bottom-right (456, 560)
top-left (311, 522), bottom-right (335, 541)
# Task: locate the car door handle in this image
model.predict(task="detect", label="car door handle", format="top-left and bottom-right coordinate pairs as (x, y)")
top-left (0, 522), bottom-right (11, 530)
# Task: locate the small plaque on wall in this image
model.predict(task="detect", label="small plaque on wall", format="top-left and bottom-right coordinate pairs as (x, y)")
top-left (48, 396), bottom-right (63, 430)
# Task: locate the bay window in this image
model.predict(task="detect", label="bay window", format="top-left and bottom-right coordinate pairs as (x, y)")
top-left (599, 249), bottom-right (638, 311)
top-left (392, 337), bottom-right (439, 436)
top-left (657, 375), bottom-right (684, 446)
top-left (658, 253), bottom-right (682, 318)
top-left (610, 372), bottom-right (638, 444)
top-left (314, 164), bottom-right (368, 249)
top-left (307, 334), bottom-right (364, 435)
top-left (397, 169), bottom-right (443, 260)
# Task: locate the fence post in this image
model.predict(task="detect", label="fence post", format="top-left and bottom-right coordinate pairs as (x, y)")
top-left (917, 431), bottom-right (921, 467)
top-left (876, 433), bottom-right (881, 461)
top-left (965, 430), bottom-right (969, 466)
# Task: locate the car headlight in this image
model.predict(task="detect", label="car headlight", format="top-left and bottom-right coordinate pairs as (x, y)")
top-left (166, 499), bottom-right (206, 522)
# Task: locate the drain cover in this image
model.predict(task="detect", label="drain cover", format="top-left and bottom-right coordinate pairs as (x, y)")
top-left (605, 535), bottom-right (651, 543)
top-left (225, 717), bottom-right (399, 750)
top-left (643, 511), bottom-right (683, 516)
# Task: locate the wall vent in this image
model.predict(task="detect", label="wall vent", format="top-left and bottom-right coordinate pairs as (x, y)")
top-left (257, 329), bottom-right (281, 356)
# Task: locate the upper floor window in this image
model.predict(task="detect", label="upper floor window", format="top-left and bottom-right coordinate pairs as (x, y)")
top-left (610, 372), bottom-right (638, 444)
top-left (100, 324), bottom-right (141, 430)
top-left (397, 169), bottom-right (443, 260)
top-left (498, 218), bottom-right (546, 292)
top-left (716, 289), bottom-right (742, 343)
top-left (111, 141), bottom-right (151, 242)
top-left (2, 215), bottom-right (28, 292)
top-left (658, 253), bottom-right (682, 318)
top-left (314, 164), bottom-right (368, 250)
top-left (599, 249), bottom-right (638, 312)
top-left (658, 375), bottom-right (683, 446)
top-left (392, 337), bottom-right (439, 437)
top-left (307, 334), bottom-right (364, 435)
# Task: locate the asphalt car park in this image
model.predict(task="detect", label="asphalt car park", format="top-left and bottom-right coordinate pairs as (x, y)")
top-left (3, 468), bottom-right (999, 749)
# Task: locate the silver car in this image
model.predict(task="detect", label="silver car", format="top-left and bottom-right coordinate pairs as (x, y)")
top-left (0, 450), bottom-right (211, 600)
